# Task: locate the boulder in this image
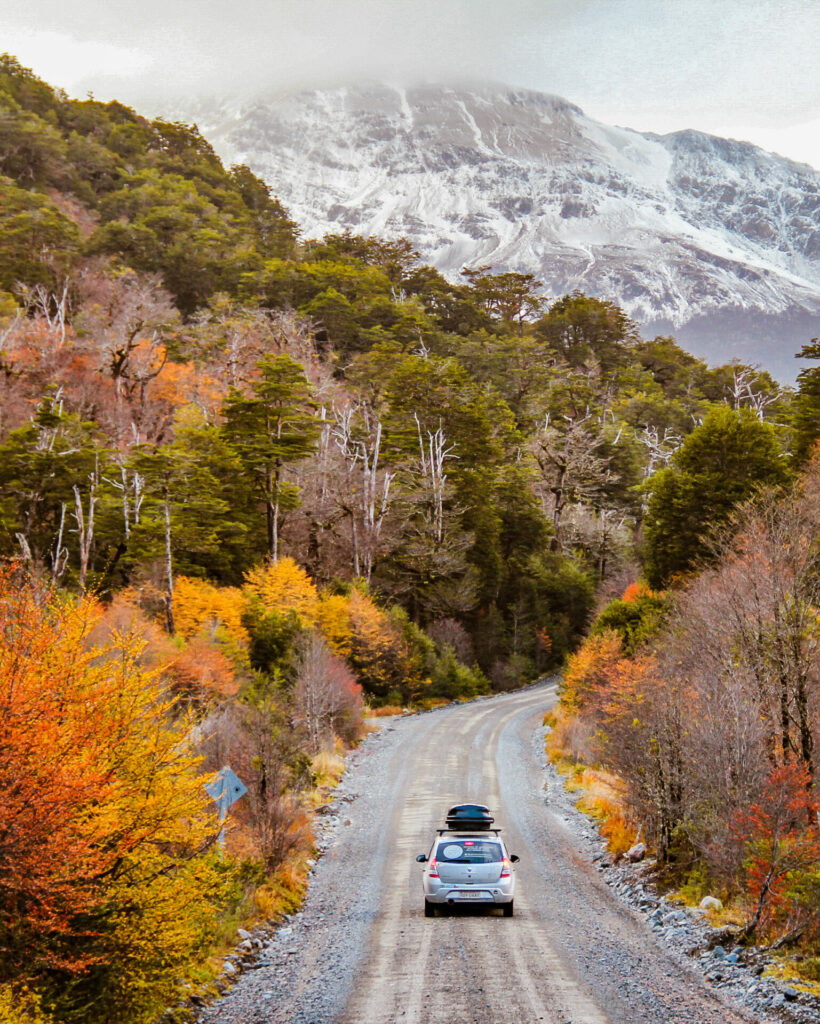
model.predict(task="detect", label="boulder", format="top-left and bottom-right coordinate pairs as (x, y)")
top-left (626, 842), bottom-right (646, 863)
top-left (699, 895), bottom-right (723, 911)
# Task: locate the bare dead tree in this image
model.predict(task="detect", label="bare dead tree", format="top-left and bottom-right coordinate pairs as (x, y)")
top-left (638, 425), bottom-right (683, 480)
top-left (162, 486), bottom-right (175, 635)
top-left (728, 366), bottom-right (782, 422)
top-left (533, 408), bottom-right (613, 546)
top-left (331, 402), bottom-right (395, 580)
top-left (0, 305), bottom-right (22, 356)
top-left (106, 460), bottom-right (145, 542)
top-left (73, 266), bottom-right (178, 443)
top-left (51, 503), bottom-right (69, 584)
top-left (414, 413), bottom-right (457, 546)
top-left (16, 280), bottom-right (71, 346)
top-left (72, 459), bottom-right (98, 595)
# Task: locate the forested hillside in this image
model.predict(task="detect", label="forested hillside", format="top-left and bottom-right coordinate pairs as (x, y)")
top-left (2, 53), bottom-right (820, 1021)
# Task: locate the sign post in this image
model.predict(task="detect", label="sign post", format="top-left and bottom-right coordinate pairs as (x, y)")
top-left (205, 766), bottom-right (248, 848)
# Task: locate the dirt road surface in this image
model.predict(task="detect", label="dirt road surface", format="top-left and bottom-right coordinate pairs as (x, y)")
top-left (201, 681), bottom-right (766, 1024)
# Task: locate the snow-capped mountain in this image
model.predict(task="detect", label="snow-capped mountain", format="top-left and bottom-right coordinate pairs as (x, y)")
top-left (188, 83), bottom-right (820, 380)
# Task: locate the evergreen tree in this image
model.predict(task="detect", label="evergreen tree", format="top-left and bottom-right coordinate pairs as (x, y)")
top-left (792, 338), bottom-right (820, 465)
top-left (643, 406), bottom-right (790, 587)
top-left (129, 414), bottom-right (244, 631)
top-left (0, 394), bottom-right (107, 583)
top-left (222, 356), bottom-right (320, 561)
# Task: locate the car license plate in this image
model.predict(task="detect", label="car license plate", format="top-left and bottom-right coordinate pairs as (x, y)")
top-left (454, 890), bottom-right (491, 899)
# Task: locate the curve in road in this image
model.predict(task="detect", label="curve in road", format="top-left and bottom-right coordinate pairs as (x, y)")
top-left (201, 682), bottom-right (765, 1024)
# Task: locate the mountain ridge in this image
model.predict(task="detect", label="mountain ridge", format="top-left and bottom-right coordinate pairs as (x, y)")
top-left (182, 82), bottom-right (820, 380)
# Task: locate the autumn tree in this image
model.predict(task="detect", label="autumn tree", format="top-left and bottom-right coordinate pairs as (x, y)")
top-left (0, 567), bottom-right (232, 1023)
top-left (600, 653), bottom-right (690, 860)
top-left (202, 697), bottom-right (311, 871)
top-left (681, 482), bottom-right (820, 777)
top-left (732, 763), bottom-right (820, 942)
top-left (73, 265), bottom-right (179, 444)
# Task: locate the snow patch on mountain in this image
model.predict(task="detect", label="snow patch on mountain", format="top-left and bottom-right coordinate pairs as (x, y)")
top-left (184, 82), bottom-right (820, 375)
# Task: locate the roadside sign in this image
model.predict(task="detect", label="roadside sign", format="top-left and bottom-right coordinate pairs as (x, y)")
top-left (205, 766), bottom-right (248, 847)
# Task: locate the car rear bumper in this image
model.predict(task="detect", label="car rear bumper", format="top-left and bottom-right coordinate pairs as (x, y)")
top-left (424, 886), bottom-right (513, 905)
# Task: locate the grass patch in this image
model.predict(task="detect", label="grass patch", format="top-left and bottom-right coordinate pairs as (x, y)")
top-left (572, 768), bottom-right (636, 859)
top-left (765, 956), bottom-right (820, 997)
top-left (312, 744), bottom-right (346, 791)
top-left (544, 707), bottom-right (639, 861)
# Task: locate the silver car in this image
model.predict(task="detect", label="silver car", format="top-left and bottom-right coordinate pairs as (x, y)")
top-left (417, 832), bottom-right (519, 916)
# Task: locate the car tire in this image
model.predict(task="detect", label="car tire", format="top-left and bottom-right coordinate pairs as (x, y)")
top-left (424, 900), bottom-right (435, 918)
top-left (503, 901), bottom-right (514, 917)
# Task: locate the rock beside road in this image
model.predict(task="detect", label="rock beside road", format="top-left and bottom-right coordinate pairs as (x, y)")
top-left (539, 727), bottom-right (820, 1024)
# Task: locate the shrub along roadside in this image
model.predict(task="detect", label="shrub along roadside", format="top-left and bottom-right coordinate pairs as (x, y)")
top-left (546, 459), bottom-right (820, 982)
top-left (0, 551), bottom-right (491, 1023)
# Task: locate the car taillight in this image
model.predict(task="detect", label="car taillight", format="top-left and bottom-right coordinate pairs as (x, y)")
top-left (500, 858), bottom-right (511, 878)
top-left (428, 858), bottom-right (439, 878)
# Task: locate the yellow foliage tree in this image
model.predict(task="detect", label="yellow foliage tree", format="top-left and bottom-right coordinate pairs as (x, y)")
top-left (0, 986), bottom-right (54, 1024)
top-left (172, 575), bottom-right (250, 662)
top-left (317, 593), bottom-right (353, 658)
top-left (243, 557), bottom-right (319, 627)
top-left (345, 590), bottom-right (410, 700)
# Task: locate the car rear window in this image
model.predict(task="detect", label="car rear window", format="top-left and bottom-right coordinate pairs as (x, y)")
top-left (436, 840), bottom-right (503, 863)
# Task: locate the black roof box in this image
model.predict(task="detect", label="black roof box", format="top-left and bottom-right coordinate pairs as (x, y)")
top-left (445, 803), bottom-right (494, 830)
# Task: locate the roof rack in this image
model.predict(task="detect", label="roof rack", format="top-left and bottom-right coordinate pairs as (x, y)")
top-left (436, 827), bottom-right (502, 835)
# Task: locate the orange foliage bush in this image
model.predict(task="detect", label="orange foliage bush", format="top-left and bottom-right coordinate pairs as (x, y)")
top-left (167, 636), bottom-right (239, 701)
top-left (621, 580), bottom-right (654, 603)
top-left (561, 629), bottom-right (623, 712)
top-left (732, 763), bottom-right (820, 940)
top-left (152, 365), bottom-right (226, 419)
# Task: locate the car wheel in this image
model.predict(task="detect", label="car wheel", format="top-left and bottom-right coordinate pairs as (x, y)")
top-left (503, 901), bottom-right (514, 917)
top-left (424, 900), bottom-right (435, 918)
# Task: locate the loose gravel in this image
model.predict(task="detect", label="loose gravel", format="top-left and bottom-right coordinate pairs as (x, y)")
top-left (189, 686), bottom-right (820, 1024)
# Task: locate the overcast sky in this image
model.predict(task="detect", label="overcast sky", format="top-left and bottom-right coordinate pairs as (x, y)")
top-left (4, 0), bottom-right (820, 168)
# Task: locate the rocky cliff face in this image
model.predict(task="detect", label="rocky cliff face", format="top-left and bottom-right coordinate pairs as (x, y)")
top-left (188, 82), bottom-right (820, 379)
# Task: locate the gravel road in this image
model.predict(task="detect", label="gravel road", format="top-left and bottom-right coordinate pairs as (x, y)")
top-left (200, 681), bottom-right (777, 1024)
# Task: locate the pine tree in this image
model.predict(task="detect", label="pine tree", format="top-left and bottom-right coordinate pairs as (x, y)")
top-left (792, 338), bottom-right (820, 465)
top-left (222, 356), bottom-right (320, 560)
top-left (643, 406), bottom-right (790, 586)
